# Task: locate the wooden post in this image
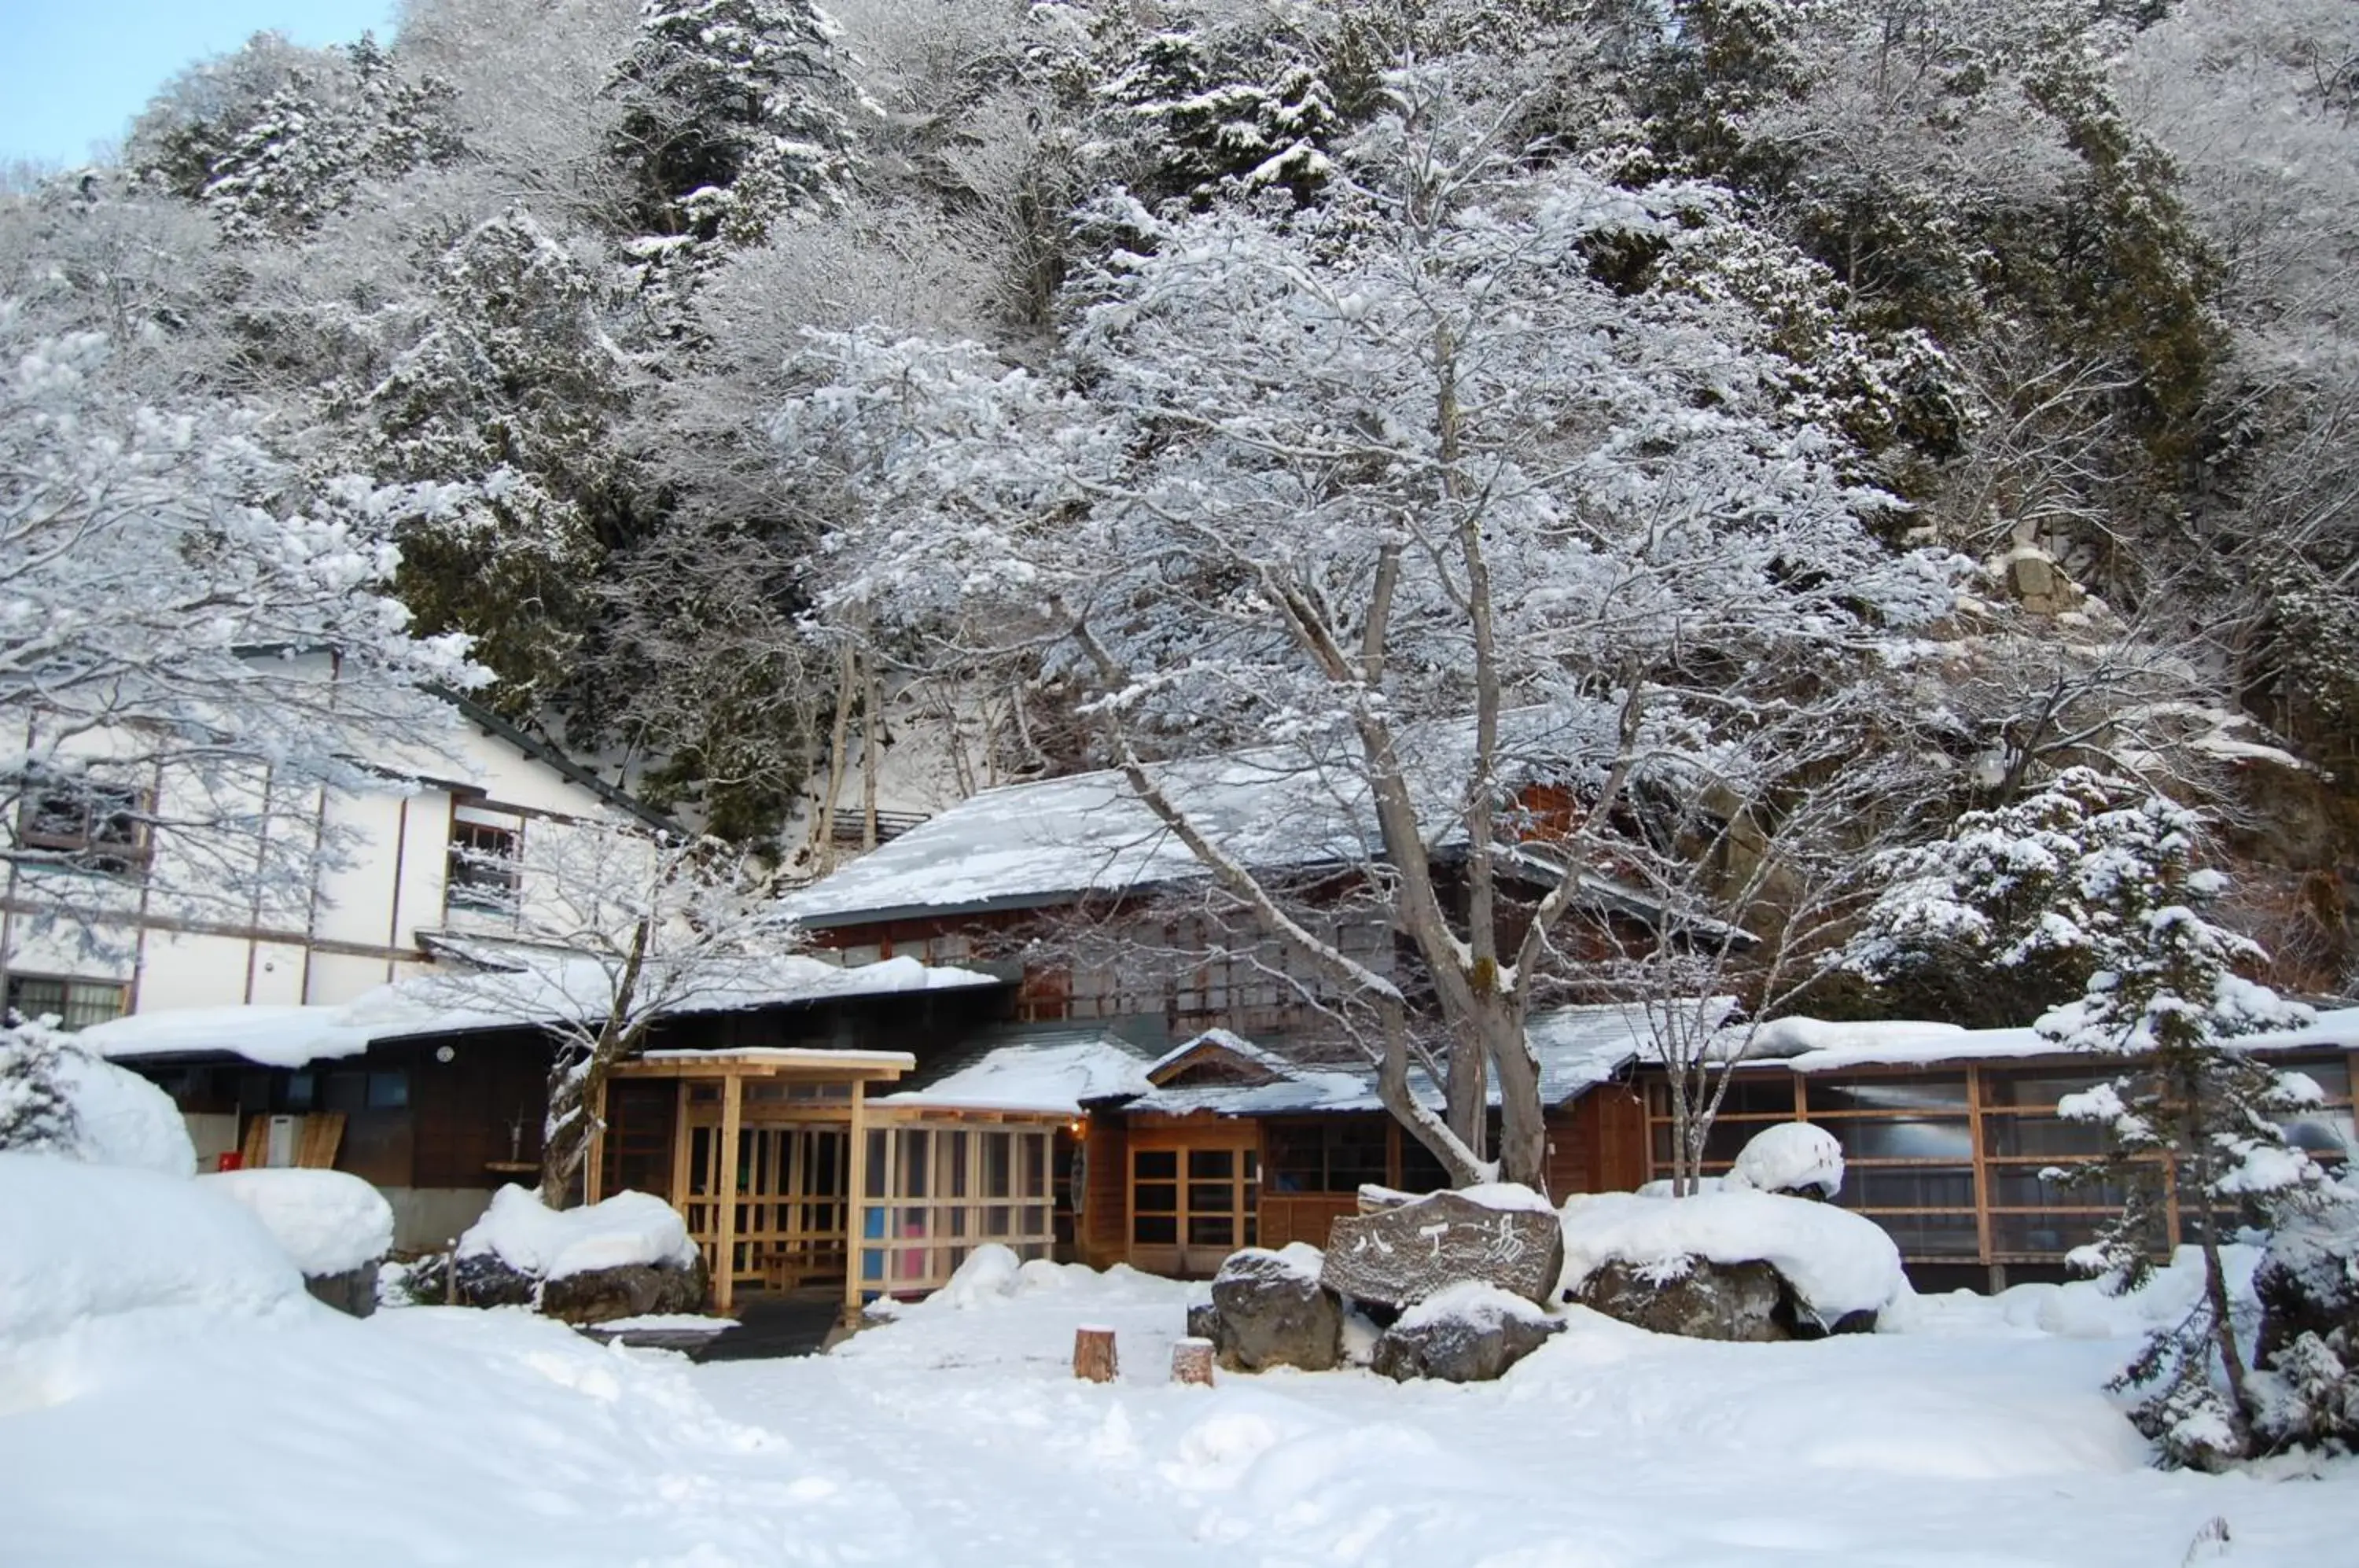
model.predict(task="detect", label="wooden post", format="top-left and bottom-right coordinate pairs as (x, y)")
top-left (1171, 1337), bottom-right (1214, 1387)
top-left (1073, 1324), bottom-right (1118, 1383)
top-left (716, 1072), bottom-right (742, 1315)
top-left (842, 1079), bottom-right (869, 1327)
top-left (583, 1073), bottom-right (609, 1206)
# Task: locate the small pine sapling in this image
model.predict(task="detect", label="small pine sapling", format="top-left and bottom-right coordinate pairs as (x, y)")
top-left (2033, 789), bottom-right (2322, 1467)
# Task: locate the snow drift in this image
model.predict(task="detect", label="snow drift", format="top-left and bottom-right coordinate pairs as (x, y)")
top-left (456, 1184), bottom-right (698, 1280)
top-left (199, 1169), bottom-right (396, 1277)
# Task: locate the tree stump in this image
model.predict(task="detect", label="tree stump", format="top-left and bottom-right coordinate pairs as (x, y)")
top-left (1170, 1336), bottom-right (1215, 1387)
top-left (1073, 1324), bottom-right (1118, 1383)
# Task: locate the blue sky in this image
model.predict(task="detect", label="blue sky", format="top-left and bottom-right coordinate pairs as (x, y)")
top-left (0, 1), bottom-right (398, 167)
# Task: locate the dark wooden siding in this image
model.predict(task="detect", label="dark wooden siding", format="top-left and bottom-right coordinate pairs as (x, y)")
top-left (405, 1032), bottom-right (549, 1189)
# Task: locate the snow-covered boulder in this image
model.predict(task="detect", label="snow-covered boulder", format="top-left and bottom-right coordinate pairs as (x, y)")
top-left (1321, 1185), bottom-right (1565, 1311)
top-left (1371, 1281), bottom-right (1564, 1382)
top-left (1559, 1191), bottom-right (1905, 1337)
top-left (0, 1027), bottom-right (194, 1176)
top-left (1571, 1255), bottom-right (1790, 1342)
top-left (1202, 1245), bottom-right (1342, 1372)
top-left (2254, 1201), bottom-right (2359, 1364)
top-left (0, 1154), bottom-right (308, 1343)
top-left (443, 1186), bottom-right (706, 1323)
top-left (200, 1169), bottom-right (396, 1317)
top-left (1723, 1122), bottom-right (1844, 1200)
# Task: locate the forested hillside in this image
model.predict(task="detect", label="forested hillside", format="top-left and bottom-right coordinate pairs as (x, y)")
top-left (7, 0), bottom-right (2353, 991)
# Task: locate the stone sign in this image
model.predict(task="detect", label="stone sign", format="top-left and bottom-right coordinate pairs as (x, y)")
top-left (1318, 1191), bottom-right (1563, 1311)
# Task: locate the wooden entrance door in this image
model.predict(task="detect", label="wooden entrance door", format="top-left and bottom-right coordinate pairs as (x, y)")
top-left (1128, 1133), bottom-right (1258, 1277)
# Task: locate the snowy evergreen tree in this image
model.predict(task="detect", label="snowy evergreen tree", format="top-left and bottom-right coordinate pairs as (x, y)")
top-left (131, 33), bottom-right (461, 243)
top-left (0, 1021), bottom-right (79, 1156)
top-left (2030, 788), bottom-right (2321, 1468)
top-left (611, 0), bottom-right (860, 327)
top-left (1095, 23), bottom-right (1339, 210)
top-left (361, 207), bottom-right (635, 704)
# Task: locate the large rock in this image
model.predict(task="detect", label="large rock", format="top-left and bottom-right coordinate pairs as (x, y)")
top-left (1570, 1254), bottom-right (1790, 1342)
top-left (1371, 1282), bottom-right (1565, 1383)
top-left (1319, 1187), bottom-right (1564, 1312)
top-left (2255, 1203), bottom-right (2359, 1363)
top-left (539, 1257), bottom-right (708, 1325)
top-left (304, 1264), bottom-right (380, 1319)
top-left (1205, 1248), bottom-right (1342, 1371)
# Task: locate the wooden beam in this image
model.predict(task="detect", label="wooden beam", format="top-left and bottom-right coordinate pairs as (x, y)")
top-left (716, 1073), bottom-right (743, 1315)
top-left (584, 1073), bottom-right (608, 1205)
top-left (844, 1079), bottom-right (869, 1325)
top-left (671, 1080), bottom-right (694, 1209)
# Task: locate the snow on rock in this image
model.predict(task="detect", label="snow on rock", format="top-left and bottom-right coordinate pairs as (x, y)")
top-left (0, 1154), bottom-right (308, 1345)
top-left (1558, 1191), bottom-right (1905, 1323)
top-left (1452, 1182), bottom-right (1559, 1215)
top-left (1397, 1279), bottom-right (1556, 1333)
top-left (1723, 1122), bottom-right (1845, 1198)
top-left (456, 1186), bottom-right (697, 1281)
top-left (198, 1169), bottom-right (395, 1277)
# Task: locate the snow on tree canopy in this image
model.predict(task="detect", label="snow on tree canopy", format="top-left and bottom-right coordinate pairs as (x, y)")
top-left (1724, 1123), bottom-right (1845, 1199)
top-left (1557, 1191), bottom-right (1905, 1322)
top-left (199, 1169), bottom-right (396, 1277)
top-left (458, 1186), bottom-right (697, 1280)
top-left (0, 1154), bottom-right (308, 1343)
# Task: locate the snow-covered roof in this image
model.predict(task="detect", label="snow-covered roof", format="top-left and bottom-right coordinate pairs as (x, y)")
top-left (1146, 1027), bottom-right (1299, 1083)
top-left (877, 1027), bottom-right (1157, 1116)
top-left (82, 952), bottom-right (1002, 1070)
top-left (1740, 1006), bottom-right (2359, 1074)
top-left (1526, 999), bottom-right (1740, 1102)
top-left (778, 706), bottom-right (1634, 929)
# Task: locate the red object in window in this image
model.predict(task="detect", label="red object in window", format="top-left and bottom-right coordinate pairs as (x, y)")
top-left (215, 1150), bottom-right (244, 1172)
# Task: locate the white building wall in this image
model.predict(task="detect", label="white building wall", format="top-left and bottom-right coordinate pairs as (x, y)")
top-left (4, 705), bottom-right (654, 1021)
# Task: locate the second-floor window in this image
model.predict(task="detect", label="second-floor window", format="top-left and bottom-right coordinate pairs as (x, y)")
top-left (446, 807), bottom-right (523, 917)
top-left (16, 780), bottom-right (148, 876)
top-left (4, 974), bottom-right (128, 1031)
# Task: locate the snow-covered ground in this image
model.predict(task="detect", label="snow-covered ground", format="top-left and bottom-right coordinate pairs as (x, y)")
top-left (7, 1224), bottom-right (2359, 1568)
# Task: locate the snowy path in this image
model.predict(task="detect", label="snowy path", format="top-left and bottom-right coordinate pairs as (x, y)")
top-left (9, 1253), bottom-right (2359, 1566)
top-left (694, 1271), bottom-right (2359, 1568)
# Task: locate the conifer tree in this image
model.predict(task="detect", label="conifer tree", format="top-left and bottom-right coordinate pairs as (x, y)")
top-left (2033, 788), bottom-right (2320, 1468)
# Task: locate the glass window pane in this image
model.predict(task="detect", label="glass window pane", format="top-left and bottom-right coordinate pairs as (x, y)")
top-left (1982, 1116), bottom-right (2107, 1160)
top-left (1805, 1075), bottom-right (1968, 1113)
top-left (1989, 1164), bottom-right (2144, 1209)
top-left (1188, 1183), bottom-right (1235, 1216)
top-left (1843, 1165), bottom-right (1974, 1210)
top-left (1134, 1183), bottom-right (1177, 1213)
top-left (1133, 1149), bottom-right (1178, 1179)
top-left (1190, 1149), bottom-right (1235, 1180)
top-left (899, 1133), bottom-right (929, 1198)
top-left (948, 1131), bottom-right (970, 1198)
top-left (1982, 1071), bottom-right (2111, 1110)
top-left (1709, 1077), bottom-right (1801, 1117)
top-left (1133, 1214), bottom-right (1177, 1244)
top-left (1993, 1211), bottom-right (2124, 1257)
top-left (1023, 1135), bottom-right (1047, 1198)
top-left (1188, 1215), bottom-right (1235, 1246)
top-left (984, 1134), bottom-right (1014, 1198)
top-left (865, 1129), bottom-right (888, 1198)
top-left (1268, 1124), bottom-right (1325, 1192)
top-left (1329, 1121), bottom-right (1389, 1190)
top-left (367, 1070), bottom-right (408, 1109)
top-left (984, 1204), bottom-right (1012, 1237)
top-left (1827, 1118), bottom-right (1974, 1161)
top-left (1871, 1214), bottom-right (1982, 1256)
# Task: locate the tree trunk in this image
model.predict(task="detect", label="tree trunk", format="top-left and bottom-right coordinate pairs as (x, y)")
top-left (540, 918), bottom-right (650, 1208)
top-left (1478, 993), bottom-right (1548, 1194)
top-left (808, 640), bottom-right (858, 872)
top-left (1073, 1324), bottom-right (1118, 1383)
top-left (1171, 1337), bottom-right (1215, 1386)
top-left (1377, 1005), bottom-right (1488, 1187)
top-left (861, 657), bottom-right (882, 850)
top-left (2185, 1109), bottom-right (2251, 1422)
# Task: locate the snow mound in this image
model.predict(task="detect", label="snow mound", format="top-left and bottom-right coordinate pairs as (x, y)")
top-left (198, 1169), bottom-right (395, 1276)
top-left (1558, 1191), bottom-right (1904, 1320)
top-left (1397, 1279), bottom-right (1555, 1332)
top-left (0, 1154), bottom-right (308, 1343)
top-left (0, 1030), bottom-right (195, 1176)
top-left (935, 1243), bottom-right (1024, 1307)
top-left (456, 1186), bottom-right (697, 1280)
top-left (1723, 1122), bottom-right (1844, 1198)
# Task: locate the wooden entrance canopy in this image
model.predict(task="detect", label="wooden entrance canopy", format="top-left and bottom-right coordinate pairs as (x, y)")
top-left (601, 1046), bottom-right (915, 1315)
